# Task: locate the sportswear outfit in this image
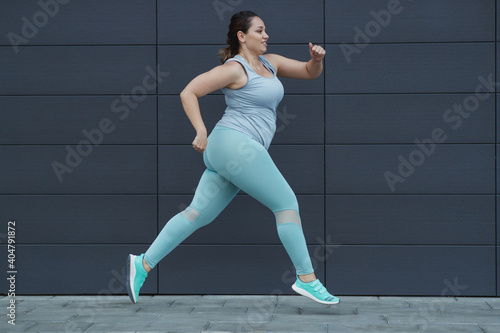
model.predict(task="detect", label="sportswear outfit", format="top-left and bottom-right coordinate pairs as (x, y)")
top-left (127, 54), bottom-right (339, 305)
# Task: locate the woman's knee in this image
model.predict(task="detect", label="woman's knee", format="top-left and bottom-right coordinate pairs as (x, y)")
top-left (180, 205), bottom-right (214, 228)
top-left (274, 208), bottom-right (301, 228)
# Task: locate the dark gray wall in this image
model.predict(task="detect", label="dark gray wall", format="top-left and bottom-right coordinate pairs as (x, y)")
top-left (0, 0), bottom-right (497, 297)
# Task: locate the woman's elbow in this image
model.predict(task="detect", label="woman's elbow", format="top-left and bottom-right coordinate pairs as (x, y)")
top-left (180, 89), bottom-right (193, 102)
top-left (310, 73), bottom-right (322, 80)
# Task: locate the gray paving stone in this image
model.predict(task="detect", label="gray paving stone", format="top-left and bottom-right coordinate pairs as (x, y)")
top-left (26, 304), bottom-right (139, 315)
top-left (157, 310), bottom-right (272, 323)
top-left (388, 312), bottom-right (500, 325)
top-left (17, 298), bottom-right (72, 307)
top-left (328, 323), bottom-right (420, 333)
top-left (152, 305), bottom-right (195, 312)
top-left (206, 320), bottom-right (327, 332)
top-left (169, 295), bottom-right (226, 307)
top-left (484, 298), bottom-right (500, 309)
top-left (437, 307), bottom-right (500, 317)
top-left (82, 320), bottom-right (170, 333)
top-left (418, 324), bottom-right (484, 333)
top-left (272, 312), bottom-right (388, 325)
top-left (222, 295), bottom-right (277, 308)
top-left (13, 302), bottom-right (37, 314)
top-left (25, 321), bottom-right (93, 332)
top-left (144, 320), bottom-right (209, 332)
top-left (66, 299), bottom-right (147, 311)
top-left (271, 305), bottom-right (355, 316)
top-left (191, 306), bottom-right (248, 314)
top-left (147, 295), bottom-right (187, 305)
top-left (134, 306), bottom-right (185, 315)
top-left (276, 295), bottom-right (331, 308)
top-left (15, 295), bottom-right (55, 301)
top-left (0, 321), bottom-right (37, 332)
top-left (15, 312), bottom-right (76, 322)
top-left (478, 324), bottom-right (500, 332)
top-left (332, 296), bottom-right (381, 307)
top-left (70, 312), bottom-right (161, 323)
top-left (398, 296), bottom-right (461, 306)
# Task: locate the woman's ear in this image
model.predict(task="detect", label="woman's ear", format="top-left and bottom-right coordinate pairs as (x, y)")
top-left (237, 31), bottom-right (245, 43)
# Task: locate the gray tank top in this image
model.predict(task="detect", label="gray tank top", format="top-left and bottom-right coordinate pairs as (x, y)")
top-left (216, 54), bottom-right (284, 149)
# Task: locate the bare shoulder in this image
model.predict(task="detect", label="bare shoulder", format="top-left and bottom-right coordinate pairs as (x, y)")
top-left (221, 59), bottom-right (246, 76)
top-left (219, 59), bottom-right (248, 89)
top-left (182, 59), bottom-right (248, 97)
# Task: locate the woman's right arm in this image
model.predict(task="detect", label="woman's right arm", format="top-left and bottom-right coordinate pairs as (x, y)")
top-left (180, 62), bottom-right (243, 153)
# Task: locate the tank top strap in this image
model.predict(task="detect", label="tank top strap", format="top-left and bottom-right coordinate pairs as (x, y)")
top-left (258, 55), bottom-right (276, 76)
top-left (225, 55), bottom-right (258, 80)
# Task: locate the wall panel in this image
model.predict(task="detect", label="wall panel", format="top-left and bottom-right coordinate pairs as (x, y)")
top-left (0, 96), bottom-right (157, 144)
top-left (326, 43), bottom-right (494, 94)
top-left (326, 0), bottom-right (494, 43)
top-left (0, 0), bottom-right (156, 45)
top-left (326, 245), bottom-right (496, 296)
top-left (326, 195), bottom-right (495, 245)
top-left (326, 144), bottom-right (495, 194)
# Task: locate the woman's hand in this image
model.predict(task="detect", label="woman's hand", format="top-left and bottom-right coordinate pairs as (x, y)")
top-left (192, 130), bottom-right (207, 153)
top-left (309, 42), bottom-right (326, 62)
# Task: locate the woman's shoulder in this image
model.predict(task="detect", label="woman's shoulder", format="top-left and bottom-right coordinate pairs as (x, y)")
top-left (224, 55), bottom-right (244, 64)
top-left (219, 58), bottom-right (248, 84)
top-left (222, 57), bottom-right (247, 72)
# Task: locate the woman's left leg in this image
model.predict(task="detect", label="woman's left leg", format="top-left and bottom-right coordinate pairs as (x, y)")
top-left (204, 127), bottom-right (340, 305)
top-left (204, 127), bottom-right (314, 276)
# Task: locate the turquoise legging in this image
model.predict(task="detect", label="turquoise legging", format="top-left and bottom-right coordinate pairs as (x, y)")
top-left (144, 125), bottom-right (314, 275)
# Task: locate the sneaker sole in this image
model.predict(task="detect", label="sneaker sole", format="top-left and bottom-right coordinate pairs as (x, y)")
top-left (292, 283), bottom-right (340, 305)
top-left (126, 254), bottom-right (138, 304)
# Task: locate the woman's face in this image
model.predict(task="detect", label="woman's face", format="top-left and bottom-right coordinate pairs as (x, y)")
top-left (240, 16), bottom-right (269, 53)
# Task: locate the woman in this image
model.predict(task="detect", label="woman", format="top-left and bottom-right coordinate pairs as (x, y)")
top-left (126, 10), bottom-right (339, 305)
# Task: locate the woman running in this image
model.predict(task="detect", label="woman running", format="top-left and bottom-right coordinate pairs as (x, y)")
top-left (126, 10), bottom-right (339, 305)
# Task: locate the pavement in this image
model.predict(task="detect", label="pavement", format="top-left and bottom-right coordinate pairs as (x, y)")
top-left (1, 295), bottom-right (499, 333)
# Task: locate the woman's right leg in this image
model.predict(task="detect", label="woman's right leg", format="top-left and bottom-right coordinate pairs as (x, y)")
top-left (127, 161), bottom-right (239, 303)
top-left (144, 168), bottom-right (239, 270)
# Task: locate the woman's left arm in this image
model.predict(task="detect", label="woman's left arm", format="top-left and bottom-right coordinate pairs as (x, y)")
top-left (265, 43), bottom-right (326, 80)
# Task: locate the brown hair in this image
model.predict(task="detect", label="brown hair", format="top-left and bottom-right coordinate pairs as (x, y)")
top-left (218, 11), bottom-right (259, 64)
